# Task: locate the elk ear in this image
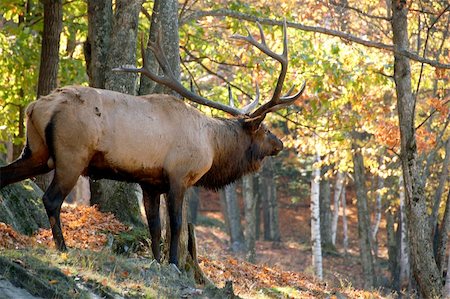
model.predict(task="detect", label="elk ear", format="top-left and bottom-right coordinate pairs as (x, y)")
top-left (243, 114), bottom-right (265, 131)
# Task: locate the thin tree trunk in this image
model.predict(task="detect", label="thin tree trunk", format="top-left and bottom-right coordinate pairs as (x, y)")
top-left (371, 175), bottom-right (384, 258)
top-left (187, 187), bottom-right (200, 225)
top-left (261, 157), bottom-right (281, 242)
top-left (386, 208), bottom-right (399, 289)
top-left (221, 183), bottom-right (246, 253)
top-left (430, 139), bottom-right (450, 232)
top-left (341, 185), bottom-right (348, 255)
top-left (331, 171), bottom-right (344, 246)
top-left (436, 191), bottom-right (450, 275)
top-left (311, 151), bottom-right (323, 280)
top-left (352, 140), bottom-right (375, 288)
top-left (398, 174), bottom-right (410, 289)
top-left (319, 165), bottom-right (333, 250)
top-left (391, 1), bottom-right (442, 296)
top-left (243, 175), bottom-right (256, 262)
top-left (445, 248), bottom-right (450, 298)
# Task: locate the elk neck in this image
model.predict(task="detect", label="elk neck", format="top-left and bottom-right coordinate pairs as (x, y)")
top-left (195, 117), bottom-right (263, 190)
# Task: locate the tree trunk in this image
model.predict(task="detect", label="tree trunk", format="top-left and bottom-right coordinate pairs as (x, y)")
top-left (34, 0), bottom-right (63, 192)
top-left (87, 0), bottom-right (144, 227)
top-left (260, 157), bottom-right (281, 242)
top-left (311, 152), bottom-right (323, 280)
top-left (331, 171), bottom-right (344, 246)
top-left (341, 184), bottom-right (348, 254)
top-left (371, 175), bottom-right (384, 258)
top-left (220, 184), bottom-right (246, 253)
top-left (351, 141), bottom-right (375, 288)
top-left (187, 187), bottom-right (200, 225)
top-left (37, 0), bottom-right (62, 97)
top-left (85, 0), bottom-right (112, 89)
top-left (398, 174), bottom-right (410, 289)
top-left (430, 139), bottom-right (450, 233)
top-left (386, 208), bottom-right (399, 289)
top-left (391, 1), bottom-right (442, 296)
top-left (319, 165), bottom-right (333, 251)
top-left (243, 175), bottom-right (256, 262)
top-left (139, 0), bottom-right (181, 96)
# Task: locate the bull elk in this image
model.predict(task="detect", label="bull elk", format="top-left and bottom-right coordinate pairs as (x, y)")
top-left (0, 21), bottom-right (305, 266)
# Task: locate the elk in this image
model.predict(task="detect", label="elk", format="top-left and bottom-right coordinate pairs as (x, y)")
top-left (0, 21), bottom-right (305, 266)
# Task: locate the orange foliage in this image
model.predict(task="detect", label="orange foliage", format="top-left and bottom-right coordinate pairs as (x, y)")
top-left (33, 205), bottom-right (129, 251)
top-left (0, 222), bottom-right (31, 249)
top-left (199, 255), bottom-right (328, 298)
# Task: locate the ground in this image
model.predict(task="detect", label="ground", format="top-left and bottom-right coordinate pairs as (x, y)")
top-left (0, 192), bottom-right (390, 298)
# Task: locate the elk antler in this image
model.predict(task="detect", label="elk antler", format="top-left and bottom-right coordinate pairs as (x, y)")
top-left (231, 19), bottom-right (306, 121)
top-left (113, 32), bottom-right (258, 117)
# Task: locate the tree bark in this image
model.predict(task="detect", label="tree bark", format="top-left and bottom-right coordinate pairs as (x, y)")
top-left (139, 0), bottom-right (181, 96)
top-left (391, 1), bottom-right (442, 297)
top-left (311, 151), bottom-right (323, 280)
top-left (243, 175), bottom-right (256, 262)
top-left (351, 141), bottom-right (375, 288)
top-left (220, 184), bottom-right (246, 253)
top-left (37, 0), bottom-right (63, 97)
top-left (87, 0), bottom-right (144, 227)
top-left (85, 0), bottom-right (112, 89)
top-left (34, 0), bottom-right (63, 192)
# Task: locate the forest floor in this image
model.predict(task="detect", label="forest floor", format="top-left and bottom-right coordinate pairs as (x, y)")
top-left (0, 193), bottom-right (392, 298)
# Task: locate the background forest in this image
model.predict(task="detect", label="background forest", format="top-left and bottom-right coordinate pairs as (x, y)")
top-left (0, 0), bottom-right (449, 298)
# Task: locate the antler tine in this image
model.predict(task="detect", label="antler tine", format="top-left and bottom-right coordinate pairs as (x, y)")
top-left (114, 29), bottom-right (246, 116)
top-left (232, 18), bottom-right (305, 121)
top-left (228, 84), bottom-right (260, 114)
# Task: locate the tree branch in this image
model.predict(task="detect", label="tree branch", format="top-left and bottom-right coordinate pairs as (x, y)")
top-left (180, 9), bottom-right (450, 69)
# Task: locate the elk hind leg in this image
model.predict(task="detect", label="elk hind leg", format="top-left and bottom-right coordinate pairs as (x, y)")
top-left (43, 149), bottom-right (88, 251)
top-left (141, 184), bottom-right (162, 261)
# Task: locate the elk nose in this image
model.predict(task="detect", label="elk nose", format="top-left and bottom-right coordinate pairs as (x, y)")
top-left (272, 139), bottom-right (283, 155)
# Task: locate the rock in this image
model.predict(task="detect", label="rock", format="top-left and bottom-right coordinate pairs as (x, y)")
top-left (0, 180), bottom-right (49, 235)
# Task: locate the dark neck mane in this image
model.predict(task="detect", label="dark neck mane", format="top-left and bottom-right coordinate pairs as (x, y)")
top-left (195, 118), bottom-right (263, 190)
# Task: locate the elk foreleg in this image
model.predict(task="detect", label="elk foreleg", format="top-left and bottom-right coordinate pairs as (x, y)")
top-left (167, 183), bottom-right (186, 266)
top-left (141, 184), bottom-right (162, 262)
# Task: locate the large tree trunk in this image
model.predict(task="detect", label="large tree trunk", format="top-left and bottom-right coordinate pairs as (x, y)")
top-left (34, 0), bottom-right (63, 192)
top-left (87, 0), bottom-right (144, 227)
top-left (351, 140), bottom-right (375, 288)
top-left (311, 151), bottom-right (323, 280)
top-left (139, 0), bottom-right (181, 96)
top-left (391, 1), bottom-right (442, 297)
top-left (85, 0), bottom-right (112, 89)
